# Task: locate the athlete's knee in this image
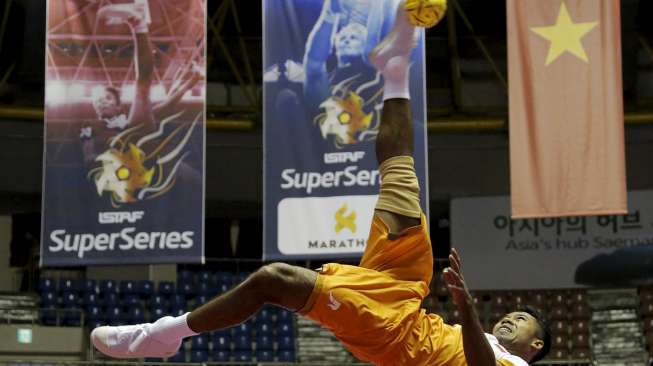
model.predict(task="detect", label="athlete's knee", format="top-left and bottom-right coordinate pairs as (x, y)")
top-left (250, 263), bottom-right (297, 295)
top-left (249, 263), bottom-right (316, 309)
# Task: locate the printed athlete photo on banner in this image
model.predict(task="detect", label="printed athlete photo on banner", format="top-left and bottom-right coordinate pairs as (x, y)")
top-left (41, 0), bottom-right (206, 266)
top-left (263, 0), bottom-right (429, 260)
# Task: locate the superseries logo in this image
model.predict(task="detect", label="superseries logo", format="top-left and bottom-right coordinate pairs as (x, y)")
top-left (280, 151), bottom-right (379, 194)
top-left (47, 211), bottom-right (194, 258)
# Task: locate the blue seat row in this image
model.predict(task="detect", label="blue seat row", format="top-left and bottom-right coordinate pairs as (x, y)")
top-left (161, 349), bottom-right (295, 363)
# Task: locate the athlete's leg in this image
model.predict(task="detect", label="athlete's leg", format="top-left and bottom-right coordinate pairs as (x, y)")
top-left (369, 3), bottom-right (421, 233)
top-left (91, 263), bottom-right (316, 358)
top-left (187, 263), bottom-right (316, 332)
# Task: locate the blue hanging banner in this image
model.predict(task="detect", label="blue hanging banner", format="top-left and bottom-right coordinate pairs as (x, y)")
top-left (263, 0), bottom-right (429, 260)
top-left (41, 0), bottom-right (206, 266)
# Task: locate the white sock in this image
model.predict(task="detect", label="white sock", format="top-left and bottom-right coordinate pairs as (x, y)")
top-left (149, 312), bottom-right (198, 343)
top-left (382, 55), bottom-right (410, 101)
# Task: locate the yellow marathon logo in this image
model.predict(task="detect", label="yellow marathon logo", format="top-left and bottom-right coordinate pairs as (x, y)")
top-left (334, 203), bottom-right (356, 234)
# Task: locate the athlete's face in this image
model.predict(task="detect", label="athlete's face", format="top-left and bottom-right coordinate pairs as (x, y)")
top-left (335, 25), bottom-right (366, 58)
top-left (92, 88), bottom-right (121, 119)
top-left (492, 312), bottom-right (543, 356)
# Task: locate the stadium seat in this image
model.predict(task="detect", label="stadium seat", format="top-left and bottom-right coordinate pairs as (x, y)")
top-left (170, 294), bottom-right (186, 308)
top-left (256, 321), bottom-right (273, 335)
top-left (149, 306), bottom-right (167, 321)
top-left (195, 295), bottom-right (209, 306)
top-left (212, 350), bottom-right (230, 362)
top-left (61, 292), bottom-right (79, 307)
top-left (551, 334), bottom-right (569, 349)
top-left (39, 277), bottom-right (56, 293)
top-left (511, 293), bottom-right (526, 308)
top-left (137, 280), bottom-right (154, 298)
top-left (86, 305), bottom-right (103, 323)
top-left (278, 335), bottom-right (295, 350)
top-left (197, 270), bottom-right (214, 285)
top-left (99, 280), bottom-right (118, 294)
top-left (571, 348), bottom-right (591, 359)
top-left (550, 320), bottom-right (567, 334)
top-left (59, 278), bottom-right (79, 294)
top-left (170, 306), bottom-right (186, 317)
top-left (256, 349), bottom-right (274, 362)
top-left (177, 269), bottom-right (194, 283)
top-left (82, 292), bottom-right (100, 307)
top-left (196, 282), bottom-right (214, 297)
top-left (216, 272), bottom-right (234, 286)
top-left (127, 306), bottom-right (146, 323)
top-left (548, 305), bottom-right (568, 321)
top-left (571, 319), bottom-right (589, 334)
top-left (150, 294), bottom-right (167, 308)
top-left (81, 279), bottom-right (98, 294)
top-left (233, 350), bottom-right (252, 362)
top-left (276, 308), bottom-right (293, 323)
top-left (277, 320), bottom-right (294, 336)
top-left (255, 334), bottom-right (273, 350)
top-left (571, 333), bottom-right (590, 348)
top-left (177, 280), bottom-right (195, 298)
top-left (191, 334), bottom-right (210, 350)
top-left (106, 306), bottom-right (126, 325)
top-left (549, 348), bottom-right (570, 360)
top-left (190, 350), bottom-right (208, 362)
top-left (212, 333), bottom-right (231, 351)
top-left (40, 291), bottom-right (58, 307)
top-left (122, 294), bottom-right (141, 307)
top-left (233, 334), bottom-right (253, 351)
top-left (571, 303), bottom-right (591, 319)
top-left (526, 291), bottom-right (547, 309)
top-left (158, 281), bottom-right (175, 297)
top-left (256, 306), bottom-right (276, 323)
top-left (549, 291), bottom-right (568, 307)
top-left (569, 290), bottom-right (587, 304)
top-left (102, 292), bottom-right (119, 307)
top-left (167, 351), bottom-right (186, 363)
top-left (278, 349), bottom-right (296, 362)
top-left (234, 322), bottom-right (252, 336)
top-left (119, 280), bottom-right (137, 295)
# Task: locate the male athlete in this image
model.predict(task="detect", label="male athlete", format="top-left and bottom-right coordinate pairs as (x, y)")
top-left (82, 0), bottom-right (203, 164)
top-left (91, 1), bottom-right (551, 365)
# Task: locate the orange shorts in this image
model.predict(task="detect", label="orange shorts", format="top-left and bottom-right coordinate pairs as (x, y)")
top-left (300, 213), bottom-right (434, 364)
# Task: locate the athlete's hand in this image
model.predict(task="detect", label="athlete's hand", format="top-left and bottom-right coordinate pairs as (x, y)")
top-left (443, 248), bottom-right (474, 311)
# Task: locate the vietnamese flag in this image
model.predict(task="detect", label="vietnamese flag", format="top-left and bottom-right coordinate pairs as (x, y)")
top-left (508, 0), bottom-right (627, 218)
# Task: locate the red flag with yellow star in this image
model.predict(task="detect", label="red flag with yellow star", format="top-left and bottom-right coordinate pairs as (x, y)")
top-left (508, 0), bottom-right (627, 218)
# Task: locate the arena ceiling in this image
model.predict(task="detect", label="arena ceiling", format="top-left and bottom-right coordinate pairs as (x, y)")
top-left (0, 0), bottom-right (652, 126)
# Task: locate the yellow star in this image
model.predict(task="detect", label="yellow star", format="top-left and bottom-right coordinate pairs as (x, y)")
top-left (530, 2), bottom-right (598, 66)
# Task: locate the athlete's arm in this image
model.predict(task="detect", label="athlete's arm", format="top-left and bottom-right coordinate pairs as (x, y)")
top-left (444, 248), bottom-right (500, 366)
top-left (302, 0), bottom-right (339, 107)
top-left (129, 31), bottom-right (156, 131)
